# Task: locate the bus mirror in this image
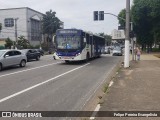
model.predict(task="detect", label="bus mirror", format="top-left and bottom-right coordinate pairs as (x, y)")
top-left (84, 38), bottom-right (86, 43)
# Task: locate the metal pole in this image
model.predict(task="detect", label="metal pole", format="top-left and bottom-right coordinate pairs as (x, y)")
top-left (134, 37), bottom-right (137, 60)
top-left (131, 22), bottom-right (134, 60)
top-left (124, 0), bottom-right (130, 68)
top-left (14, 18), bottom-right (18, 49)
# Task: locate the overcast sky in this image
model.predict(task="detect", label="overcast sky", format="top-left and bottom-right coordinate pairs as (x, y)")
top-left (0, 0), bottom-right (133, 35)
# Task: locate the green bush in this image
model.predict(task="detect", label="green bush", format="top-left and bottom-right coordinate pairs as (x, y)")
top-left (152, 48), bottom-right (160, 52)
top-left (0, 45), bottom-right (5, 50)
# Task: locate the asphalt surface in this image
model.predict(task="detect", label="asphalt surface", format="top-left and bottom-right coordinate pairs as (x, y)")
top-left (0, 54), bottom-right (122, 119)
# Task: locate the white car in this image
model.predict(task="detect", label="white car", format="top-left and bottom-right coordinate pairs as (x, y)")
top-left (103, 46), bottom-right (110, 54)
top-left (0, 49), bottom-right (27, 71)
top-left (112, 47), bottom-right (123, 56)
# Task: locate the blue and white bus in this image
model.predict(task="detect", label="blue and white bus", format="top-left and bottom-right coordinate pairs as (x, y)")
top-left (53, 29), bottom-right (105, 62)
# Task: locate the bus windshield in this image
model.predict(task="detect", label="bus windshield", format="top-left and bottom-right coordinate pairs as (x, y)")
top-left (56, 36), bottom-right (81, 49)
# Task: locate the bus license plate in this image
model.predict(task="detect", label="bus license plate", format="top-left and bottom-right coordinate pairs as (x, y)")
top-left (62, 57), bottom-right (71, 59)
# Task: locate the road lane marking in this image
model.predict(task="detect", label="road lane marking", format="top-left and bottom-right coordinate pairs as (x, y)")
top-left (90, 104), bottom-right (101, 120)
top-left (0, 62), bottom-right (62, 78)
top-left (109, 81), bottom-right (114, 87)
top-left (0, 63), bottom-right (90, 103)
top-left (89, 81), bottom-right (114, 120)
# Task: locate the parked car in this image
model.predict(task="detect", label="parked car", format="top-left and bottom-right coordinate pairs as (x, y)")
top-left (35, 49), bottom-right (44, 56)
top-left (0, 49), bottom-right (27, 71)
top-left (112, 47), bottom-right (123, 56)
top-left (21, 49), bottom-right (41, 61)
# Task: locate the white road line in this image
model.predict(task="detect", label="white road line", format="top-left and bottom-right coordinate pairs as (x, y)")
top-left (90, 104), bottom-right (101, 120)
top-left (89, 80), bottom-right (113, 120)
top-left (109, 81), bottom-right (114, 87)
top-left (0, 63), bottom-right (90, 103)
top-left (0, 62), bottom-right (62, 78)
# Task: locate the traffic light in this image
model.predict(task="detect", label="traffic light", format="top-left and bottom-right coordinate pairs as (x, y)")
top-left (99, 11), bottom-right (104, 20)
top-left (93, 11), bottom-right (98, 21)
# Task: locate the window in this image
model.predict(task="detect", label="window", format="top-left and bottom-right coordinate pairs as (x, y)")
top-left (14, 51), bottom-right (21, 55)
top-left (30, 19), bottom-right (41, 41)
top-left (4, 18), bottom-right (14, 27)
top-left (5, 51), bottom-right (14, 56)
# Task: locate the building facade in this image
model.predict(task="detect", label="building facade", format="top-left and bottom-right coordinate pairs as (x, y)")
top-left (0, 7), bottom-right (44, 46)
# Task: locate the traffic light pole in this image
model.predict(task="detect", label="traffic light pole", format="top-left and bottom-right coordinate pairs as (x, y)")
top-left (104, 13), bottom-right (126, 21)
top-left (94, 0), bottom-right (131, 68)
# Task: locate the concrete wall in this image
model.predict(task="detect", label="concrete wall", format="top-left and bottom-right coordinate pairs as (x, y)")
top-left (0, 7), bottom-right (44, 46)
top-left (27, 8), bottom-right (43, 46)
top-left (0, 8), bottom-right (27, 41)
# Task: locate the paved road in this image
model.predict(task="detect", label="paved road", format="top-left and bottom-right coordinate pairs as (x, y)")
top-left (0, 54), bottom-right (122, 119)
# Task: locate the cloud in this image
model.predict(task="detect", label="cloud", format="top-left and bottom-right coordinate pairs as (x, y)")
top-left (0, 0), bottom-right (133, 34)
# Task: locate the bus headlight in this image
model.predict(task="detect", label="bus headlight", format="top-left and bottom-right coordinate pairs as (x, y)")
top-left (76, 53), bottom-right (81, 56)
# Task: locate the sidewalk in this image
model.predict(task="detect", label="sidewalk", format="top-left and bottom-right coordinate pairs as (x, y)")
top-left (96, 53), bottom-right (160, 120)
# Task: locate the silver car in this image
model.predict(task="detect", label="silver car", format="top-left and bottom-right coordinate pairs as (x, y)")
top-left (112, 47), bottom-right (123, 56)
top-left (0, 49), bottom-right (27, 71)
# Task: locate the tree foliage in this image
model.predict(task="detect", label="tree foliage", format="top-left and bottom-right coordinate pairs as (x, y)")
top-left (118, 9), bottom-right (126, 27)
top-left (42, 10), bottom-right (62, 37)
top-left (118, 0), bottom-right (160, 51)
top-left (99, 33), bottom-right (112, 45)
top-left (132, 0), bottom-right (153, 51)
top-left (17, 36), bottom-right (30, 49)
top-left (5, 38), bottom-right (13, 49)
top-left (42, 10), bottom-right (62, 51)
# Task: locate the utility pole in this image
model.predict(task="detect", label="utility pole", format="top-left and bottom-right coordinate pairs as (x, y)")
top-left (14, 18), bottom-right (19, 49)
top-left (130, 22), bottom-right (134, 61)
top-left (124, 0), bottom-right (130, 68)
top-left (93, 2), bottom-right (131, 67)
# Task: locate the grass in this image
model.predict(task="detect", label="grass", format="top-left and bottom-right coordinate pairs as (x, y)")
top-left (103, 84), bottom-right (109, 93)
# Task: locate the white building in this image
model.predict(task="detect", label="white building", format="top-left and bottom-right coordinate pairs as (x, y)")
top-left (0, 7), bottom-right (44, 46)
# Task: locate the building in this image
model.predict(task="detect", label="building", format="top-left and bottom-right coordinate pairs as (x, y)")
top-left (0, 7), bottom-right (44, 47)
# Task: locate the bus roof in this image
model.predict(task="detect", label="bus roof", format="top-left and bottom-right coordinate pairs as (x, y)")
top-left (56, 29), bottom-right (104, 39)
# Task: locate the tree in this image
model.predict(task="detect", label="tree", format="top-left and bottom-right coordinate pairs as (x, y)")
top-left (118, 0), bottom-right (160, 52)
top-left (132, 0), bottom-right (155, 52)
top-left (42, 10), bottom-right (62, 51)
top-left (17, 36), bottom-right (30, 49)
top-left (99, 33), bottom-right (112, 46)
top-left (118, 9), bottom-right (126, 27)
top-left (150, 0), bottom-right (160, 50)
top-left (5, 38), bottom-right (13, 49)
